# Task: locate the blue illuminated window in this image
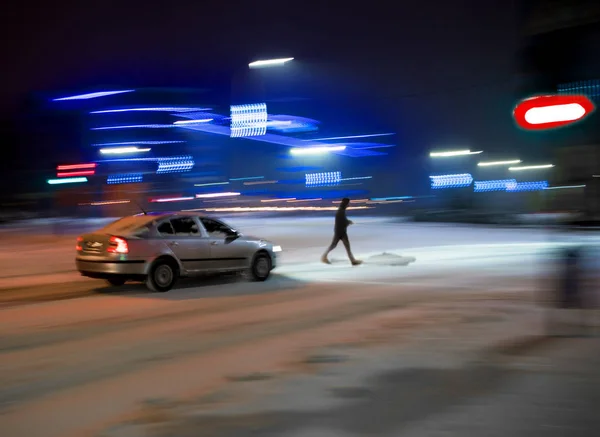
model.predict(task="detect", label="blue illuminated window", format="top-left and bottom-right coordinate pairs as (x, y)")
top-left (306, 171), bottom-right (342, 187)
top-left (107, 174), bottom-right (143, 185)
top-left (430, 174), bottom-right (473, 189)
top-left (230, 103), bottom-right (268, 138)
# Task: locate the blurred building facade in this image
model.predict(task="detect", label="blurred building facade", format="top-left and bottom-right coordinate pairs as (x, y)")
top-left (39, 84), bottom-right (399, 216)
top-left (516, 0), bottom-right (600, 217)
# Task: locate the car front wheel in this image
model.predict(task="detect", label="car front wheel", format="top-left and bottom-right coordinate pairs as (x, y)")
top-left (146, 259), bottom-right (178, 292)
top-left (250, 252), bottom-right (271, 282)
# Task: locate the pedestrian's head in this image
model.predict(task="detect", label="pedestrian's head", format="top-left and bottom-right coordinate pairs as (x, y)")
top-left (340, 197), bottom-right (350, 209)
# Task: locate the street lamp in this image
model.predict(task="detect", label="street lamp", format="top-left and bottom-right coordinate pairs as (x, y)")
top-left (248, 57), bottom-right (294, 69)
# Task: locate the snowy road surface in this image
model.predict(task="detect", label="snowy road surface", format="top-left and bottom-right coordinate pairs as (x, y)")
top-left (0, 218), bottom-right (598, 436)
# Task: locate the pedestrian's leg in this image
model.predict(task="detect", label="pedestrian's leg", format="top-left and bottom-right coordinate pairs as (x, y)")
top-left (321, 235), bottom-right (340, 264)
top-left (341, 235), bottom-right (362, 265)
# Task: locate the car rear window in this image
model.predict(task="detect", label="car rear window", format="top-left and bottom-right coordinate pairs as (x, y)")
top-left (102, 216), bottom-right (155, 235)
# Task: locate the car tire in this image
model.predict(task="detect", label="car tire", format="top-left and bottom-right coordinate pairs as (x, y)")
top-left (105, 277), bottom-right (127, 287)
top-left (250, 252), bottom-right (271, 282)
top-left (146, 258), bottom-right (178, 292)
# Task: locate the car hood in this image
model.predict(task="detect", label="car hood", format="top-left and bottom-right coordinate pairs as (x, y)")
top-left (238, 234), bottom-right (272, 244)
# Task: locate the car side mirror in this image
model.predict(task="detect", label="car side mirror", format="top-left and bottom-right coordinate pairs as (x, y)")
top-left (225, 229), bottom-right (240, 241)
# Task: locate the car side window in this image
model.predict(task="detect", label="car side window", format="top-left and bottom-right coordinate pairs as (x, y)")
top-left (170, 217), bottom-right (200, 236)
top-left (157, 221), bottom-right (175, 235)
top-left (200, 218), bottom-right (235, 238)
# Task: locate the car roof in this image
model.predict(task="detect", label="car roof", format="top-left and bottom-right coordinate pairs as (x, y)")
top-left (132, 211), bottom-right (208, 219)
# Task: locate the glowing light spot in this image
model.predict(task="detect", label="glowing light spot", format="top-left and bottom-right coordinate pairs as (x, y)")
top-left (291, 146), bottom-right (346, 155)
top-left (524, 103), bottom-right (586, 125)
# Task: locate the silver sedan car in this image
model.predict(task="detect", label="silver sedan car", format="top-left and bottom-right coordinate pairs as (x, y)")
top-left (75, 212), bottom-right (282, 292)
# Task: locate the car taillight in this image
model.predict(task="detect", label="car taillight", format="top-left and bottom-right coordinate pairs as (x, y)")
top-left (76, 237), bottom-right (83, 251)
top-left (107, 236), bottom-right (129, 254)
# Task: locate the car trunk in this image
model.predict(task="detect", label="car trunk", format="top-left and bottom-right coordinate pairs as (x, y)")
top-left (78, 233), bottom-right (114, 255)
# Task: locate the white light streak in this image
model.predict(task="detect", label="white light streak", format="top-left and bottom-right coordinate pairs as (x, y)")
top-left (478, 160), bottom-right (521, 167)
top-left (99, 147), bottom-right (151, 155)
top-left (249, 57), bottom-right (294, 68)
top-left (173, 119), bottom-right (214, 125)
top-left (195, 192), bottom-right (241, 199)
top-left (430, 150), bottom-right (483, 158)
top-left (508, 164), bottom-right (554, 171)
top-left (290, 145), bottom-right (346, 155)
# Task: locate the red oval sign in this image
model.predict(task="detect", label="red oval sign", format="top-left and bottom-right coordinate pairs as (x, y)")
top-left (513, 94), bottom-right (595, 131)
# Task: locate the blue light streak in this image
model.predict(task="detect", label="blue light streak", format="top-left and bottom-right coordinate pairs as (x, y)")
top-left (90, 107), bottom-right (212, 114)
top-left (91, 125), bottom-right (179, 131)
top-left (304, 133), bottom-right (396, 141)
top-left (53, 90), bottom-right (135, 101)
top-left (267, 115), bottom-right (319, 133)
top-left (506, 181), bottom-right (549, 192)
top-left (194, 182), bottom-right (230, 187)
top-left (97, 155), bottom-right (195, 174)
top-left (156, 157), bottom-right (195, 174)
top-left (107, 174), bottom-right (143, 185)
top-left (92, 141), bottom-right (185, 146)
top-left (340, 176), bottom-right (373, 181)
top-left (430, 174), bottom-right (473, 189)
top-left (229, 176), bottom-right (265, 181)
top-left (474, 179), bottom-right (518, 192)
top-left (174, 123), bottom-right (386, 158)
top-left (371, 196), bottom-right (413, 201)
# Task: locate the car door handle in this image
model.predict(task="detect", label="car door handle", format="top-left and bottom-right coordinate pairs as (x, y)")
top-left (169, 241), bottom-right (179, 246)
top-left (210, 241), bottom-right (219, 246)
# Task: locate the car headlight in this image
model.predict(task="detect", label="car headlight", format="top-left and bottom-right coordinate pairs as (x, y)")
top-left (272, 245), bottom-right (282, 252)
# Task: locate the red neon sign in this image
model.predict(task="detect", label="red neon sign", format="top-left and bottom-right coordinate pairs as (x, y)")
top-left (57, 163), bottom-right (97, 171)
top-left (57, 170), bottom-right (96, 177)
top-left (513, 94), bottom-right (595, 131)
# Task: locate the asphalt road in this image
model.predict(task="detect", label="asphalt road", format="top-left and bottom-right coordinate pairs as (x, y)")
top-left (0, 218), bottom-right (598, 437)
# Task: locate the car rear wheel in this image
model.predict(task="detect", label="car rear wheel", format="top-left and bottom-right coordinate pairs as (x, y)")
top-left (250, 252), bottom-right (271, 282)
top-left (146, 258), bottom-right (178, 292)
top-left (105, 277), bottom-right (126, 287)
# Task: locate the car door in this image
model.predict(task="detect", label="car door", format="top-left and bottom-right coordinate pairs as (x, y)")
top-left (199, 217), bottom-right (250, 270)
top-left (157, 216), bottom-right (211, 273)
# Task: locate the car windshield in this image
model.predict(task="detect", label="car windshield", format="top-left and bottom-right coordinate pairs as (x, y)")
top-left (101, 215), bottom-right (156, 235)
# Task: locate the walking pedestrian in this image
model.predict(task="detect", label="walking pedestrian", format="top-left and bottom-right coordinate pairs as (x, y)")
top-left (321, 197), bottom-right (362, 265)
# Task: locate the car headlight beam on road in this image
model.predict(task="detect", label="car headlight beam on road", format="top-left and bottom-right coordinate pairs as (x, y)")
top-left (273, 245), bottom-right (283, 252)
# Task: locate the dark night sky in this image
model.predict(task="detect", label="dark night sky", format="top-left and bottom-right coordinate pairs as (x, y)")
top-left (2, 0), bottom-right (517, 115)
